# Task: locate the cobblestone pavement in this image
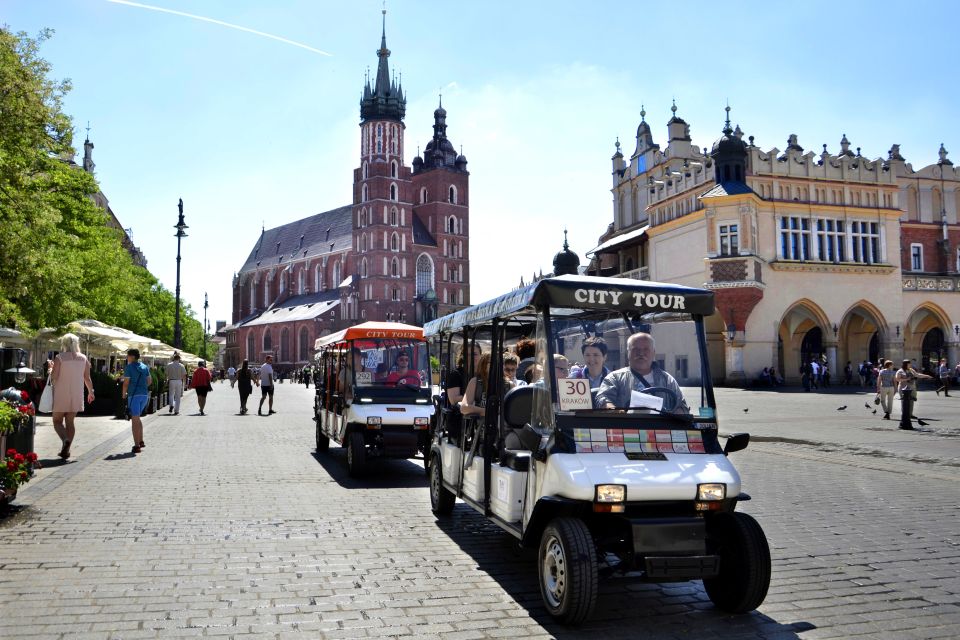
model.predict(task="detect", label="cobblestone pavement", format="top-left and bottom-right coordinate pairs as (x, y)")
top-left (1, 383), bottom-right (958, 639)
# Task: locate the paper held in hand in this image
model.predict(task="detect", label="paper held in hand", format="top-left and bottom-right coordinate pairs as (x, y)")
top-left (630, 390), bottom-right (664, 412)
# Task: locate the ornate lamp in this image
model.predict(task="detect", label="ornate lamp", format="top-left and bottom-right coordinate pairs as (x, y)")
top-left (5, 349), bottom-right (35, 384)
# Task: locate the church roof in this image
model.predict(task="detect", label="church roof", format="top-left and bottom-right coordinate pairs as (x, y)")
top-left (412, 215), bottom-right (437, 246)
top-left (238, 205), bottom-right (353, 275)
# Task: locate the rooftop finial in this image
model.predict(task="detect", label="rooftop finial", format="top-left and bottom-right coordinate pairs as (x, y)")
top-left (615, 137), bottom-right (621, 152)
top-left (85, 120), bottom-right (91, 141)
top-left (640, 104), bottom-right (646, 121)
top-left (438, 90), bottom-right (442, 108)
top-left (563, 228), bottom-right (569, 250)
top-left (723, 102), bottom-right (732, 134)
top-left (671, 98), bottom-right (677, 115)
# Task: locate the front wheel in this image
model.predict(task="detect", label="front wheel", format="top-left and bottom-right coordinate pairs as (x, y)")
top-left (703, 512), bottom-right (771, 613)
top-left (538, 517), bottom-right (598, 624)
top-left (429, 452), bottom-right (455, 516)
top-left (346, 430), bottom-right (366, 477)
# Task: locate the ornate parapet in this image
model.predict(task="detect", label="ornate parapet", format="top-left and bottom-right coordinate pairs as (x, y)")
top-left (769, 261), bottom-right (895, 275)
top-left (902, 275), bottom-right (959, 292)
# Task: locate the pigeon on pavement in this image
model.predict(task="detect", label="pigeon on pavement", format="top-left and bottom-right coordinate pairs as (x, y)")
top-left (872, 409), bottom-right (877, 414)
top-left (837, 406), bottom-right (847, 411)
top-left (864, 402), bottom-right (871, 408)
top-left (743, 408), bottom-right (749, 413)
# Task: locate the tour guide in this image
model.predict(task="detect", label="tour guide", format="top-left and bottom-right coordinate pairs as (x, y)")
top-left (595, 332), bottom-right (689, 413)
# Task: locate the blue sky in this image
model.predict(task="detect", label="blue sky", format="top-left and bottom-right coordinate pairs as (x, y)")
top-left (4, 0), bottom-right (959, 326)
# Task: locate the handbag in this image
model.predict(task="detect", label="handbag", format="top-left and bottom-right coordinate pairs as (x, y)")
top-left (873, 394), bottom-right (880, 405)
top-left (38, 376), bottom-right (54, 413)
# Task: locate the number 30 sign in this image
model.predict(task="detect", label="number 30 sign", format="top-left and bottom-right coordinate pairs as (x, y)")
top-left (558, 378), bottom-right (592, 410)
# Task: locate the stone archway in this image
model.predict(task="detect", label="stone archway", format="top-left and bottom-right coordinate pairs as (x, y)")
top-left (904, 303), bottom-right (951, 370)
top-left (838, 301), bottom-right (887, 372)
top-left (920, 328), bottom-right (945, 374)
top-left (777, 299), bottom-right (830, 383)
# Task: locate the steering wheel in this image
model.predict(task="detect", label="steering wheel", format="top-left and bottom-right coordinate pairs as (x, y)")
top-left (639, 386), bottom-right (679, 412)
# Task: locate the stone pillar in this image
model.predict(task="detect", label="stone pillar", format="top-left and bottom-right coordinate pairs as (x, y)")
top-left (882, 339), bottom-right (903, 363)
top-left (949, 342), bottom-right (959, 367)
top-left (725, 337), bottom-right (745, 384)
top-left (825, 343), bottom-right (838, 380)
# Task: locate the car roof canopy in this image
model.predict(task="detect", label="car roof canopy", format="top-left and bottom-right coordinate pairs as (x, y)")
top-left (314, 321), bottom-right (425, 351)
top-left (424, 274), bottom-right (715, 336)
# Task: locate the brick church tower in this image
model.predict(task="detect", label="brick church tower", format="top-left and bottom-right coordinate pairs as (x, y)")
top-left (351, 10), bottom-right (470, 325)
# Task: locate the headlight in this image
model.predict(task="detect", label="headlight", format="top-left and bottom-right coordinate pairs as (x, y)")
top-left (359, 398), bottom-right (373, 403)
top-left (595, 484), bottom-right (626, 503)
top-left (697, 483), bottom-right (726, 501)
top-left (414, 417), bottom-right (429, 428)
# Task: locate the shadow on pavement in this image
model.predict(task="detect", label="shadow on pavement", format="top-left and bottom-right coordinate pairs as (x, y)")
top-left (104, 452), bottom-right (136, 461)
top-left (432, 507), bottom-right (811, 639)
top-left (310, 449), bottom-right (429, 490)
top-left (35, 458), bottom-right (69, 468)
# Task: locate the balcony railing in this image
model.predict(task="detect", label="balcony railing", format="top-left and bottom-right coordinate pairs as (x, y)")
top-left (617, 267), bottom-right (649, 281)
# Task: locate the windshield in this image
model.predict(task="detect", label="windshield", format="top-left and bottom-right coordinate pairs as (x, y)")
top-left (539, 309), bottom-right (707, 417)
top-left (350, 338), bottom-right (430, 389)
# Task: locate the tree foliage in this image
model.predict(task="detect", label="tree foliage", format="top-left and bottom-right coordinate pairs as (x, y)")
top-left (0, 27), bottom-right (205, 354)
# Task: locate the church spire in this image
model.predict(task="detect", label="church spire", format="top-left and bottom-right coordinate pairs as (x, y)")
top-left (360, 7), bottom-right (406, 123)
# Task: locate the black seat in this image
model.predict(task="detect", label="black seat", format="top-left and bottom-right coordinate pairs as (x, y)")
top-left (502, 385), bottom-right (549, 428)
top-left (500, 449), bottom-right (530, 472)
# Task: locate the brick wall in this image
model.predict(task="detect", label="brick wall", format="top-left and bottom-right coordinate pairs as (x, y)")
top-left (901, 225), bottom-right (959, 273)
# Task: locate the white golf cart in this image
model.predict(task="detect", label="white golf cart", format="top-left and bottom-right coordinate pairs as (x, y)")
top-left (313, 322), bottom-right (434, 476)
top-left (425, 275), bottom-right (770, 623)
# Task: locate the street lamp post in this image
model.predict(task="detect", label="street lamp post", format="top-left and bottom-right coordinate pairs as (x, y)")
top-left (202, 292), bottom-right (209, 360)
top-left (173, 199), bottom-right (188, 349)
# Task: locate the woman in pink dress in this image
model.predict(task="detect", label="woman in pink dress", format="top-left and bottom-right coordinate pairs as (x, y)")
top-left (51, 333), bottom-right (95, 460)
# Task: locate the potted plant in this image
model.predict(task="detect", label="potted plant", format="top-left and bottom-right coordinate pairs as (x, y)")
top-left (0, 388), bottom-right (35, 460)
top-left (0, 447), bottom-right (37, 505)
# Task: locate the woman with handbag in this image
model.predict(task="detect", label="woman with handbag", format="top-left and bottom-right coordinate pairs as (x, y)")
top-left (190, 360), bottom-right (213, 416)
top-left (51, 333), bottom-right (95, 460)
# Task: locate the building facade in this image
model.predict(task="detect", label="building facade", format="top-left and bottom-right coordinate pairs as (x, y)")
top-left (225, 17), bottom-right (471, 372)
top-left (588, 104), bottom-right (959, 384)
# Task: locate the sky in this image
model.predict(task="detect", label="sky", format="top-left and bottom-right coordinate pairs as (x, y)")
top-left (4, 0), bottom-right (960, 327)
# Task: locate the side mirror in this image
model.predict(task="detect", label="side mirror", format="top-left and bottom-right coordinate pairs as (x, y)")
top-left (723, 432), bottom-right (750, 456)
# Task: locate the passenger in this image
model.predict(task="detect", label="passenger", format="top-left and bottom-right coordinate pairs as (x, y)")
top-left (384, 352), bottom-right (419, 387)
top-left (503, 353), bottom-right (526, 391)
top-left (574, 337), bottom-right (610, 389)
top-left (515, 338), bottom-right (537, 383)
top-left (446, 343), bottom-right (482, 406)
top-left (596, 332), bottom-right (689, 413)
top-left (460, 353), bottom-right (492, 418)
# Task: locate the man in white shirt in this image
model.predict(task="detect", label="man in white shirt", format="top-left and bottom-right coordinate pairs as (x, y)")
top-left (258, 355), bottom-right (276, 416)
top-left (227, 366), bottom-right (237, 388)
top-left (165, 353), bottom-right (187, 415)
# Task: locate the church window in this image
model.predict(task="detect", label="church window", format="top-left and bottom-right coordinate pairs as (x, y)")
top-left (420, 187), bottom-right (428, 204)
top-left (247, 334), bottom-right (255, 360)
top-left (250, 281), bottom-right (256, 311)
top-left (458, 289), bottom-right (463, 305)
top-left (297, 269), bottom-right (304, 294)
top-left (361, 258), bottom-right (368, 278)
top-left (315, 266), bottom-right (323, 292)
top-left (362, 161), bottom-right (368, 179)
top-left (390, 232), bottom-right (399, 251)
top-left (416, 254), bottom-right (434, 296)
top-left (779, 216), bottom-right (811, 261)
top-left (390, 208), bottom-right (398, 226)
top-left (391, 257), bottom-right (400, 277)
top-left (299, 327), bottom-right (309, 362)
top-left (333, 260), bottom-right (341, 287)
top-left (447, 216), bottom-right (457, 234)
top-left (264, 278), bottom-right (270, 307)
top-left (263, 330), bottom-right (272, 352)
top-left (458, 240), bottom-right (463, 258)
top-left (390, 183), bottom-right (398, 201)
top-left (449, 185), bottom-right (458, 204)
top-left (910, 244), bottom-right (923, 271)
top-left (360, 209), bottom-right (367, 227)
top-left (392, 288), bottom-right (399, 302)
top-left (361, 234), bottom-right (367, 252)
top-left (376, 124), bottom-right (383, 154)
top-left (815, 219), bottom-right (845, 262)
top-left (361, 184), bottom-right (368, 202)
top-left (719, 224), bottom-right (739, 257)
top-left (280, 328), bottom-right (290, 362)
top-left (391, 160), bottom-right (398, 178)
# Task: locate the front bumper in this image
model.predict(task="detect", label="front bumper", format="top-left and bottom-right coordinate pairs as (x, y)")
top-left (631, 517), bottom-right (719, 579)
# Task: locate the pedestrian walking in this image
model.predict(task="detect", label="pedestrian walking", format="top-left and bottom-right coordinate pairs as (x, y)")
top-left (165, 353), bottom-right (187, 415)
top-left (122, 348), bottom-right (153, 454)
top-left (876, 360), bottom-right (896, 420)
top-left (190, 360), bottom-right (213, 416)
top-left (858, 360), bottom-right (870, 388)
top-left (822, 365), bottom-right (831, 388)
top-left (227, 365), bottom-right (237, 388)
top-left (894, 359), bottom-right (932, 430)
top-left (843, 361), bottom-right (853, 386)
top-left (800, 360), bottom-right (812, 392)
top-left (935, 358), bottom-right (951, 396)
top-left (303, 366), bottom-right (311, 389)
top-left (237, 360), bottom-right (253, 414)
top-left (258, 354), bottom-right (276, 415)
top-left (50, 333), bottom-right (95, 460)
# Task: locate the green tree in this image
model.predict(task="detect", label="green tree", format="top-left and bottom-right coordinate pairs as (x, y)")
top-left (0, 27), bottom-right (207, 351)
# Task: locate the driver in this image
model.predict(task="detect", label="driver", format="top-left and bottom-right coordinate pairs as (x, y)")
top-left (595, 333), bottom-right (689, 413)
top-left (384, 352), bottom-right (419, 387)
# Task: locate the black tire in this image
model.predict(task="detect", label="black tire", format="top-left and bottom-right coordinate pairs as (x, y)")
top-left (347, 430), bottom-right (366, 477)
top-left (703, 512), bottom-right (771, 613)
top-left (429, 452), bottom-right (455, 516)
top-left (315, 421), bottom-right (329, 453)
top-left (538, 517), bottom-right (598, 624)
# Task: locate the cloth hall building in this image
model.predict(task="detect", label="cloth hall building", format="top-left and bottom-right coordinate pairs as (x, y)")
top-left (224, 18), bottom-right (470, 371)
top-left (587, 104), bottom-right (959, 384)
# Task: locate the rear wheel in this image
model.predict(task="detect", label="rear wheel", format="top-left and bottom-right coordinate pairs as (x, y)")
top-left (347, 430), bottom-right (366, 477)
top-left (703, 512), bottom-right (771, 613)
top-left (429, 453), bottom-right (455, 516)
top-left (538, 517), bottom-right (598, 624)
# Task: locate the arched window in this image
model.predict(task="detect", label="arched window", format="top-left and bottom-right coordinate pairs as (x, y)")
top-left (360, 208), bottom-right (366, 227)
top-left (376, 123), bottom-right (383, 154)
top-left (297, 269), bottom-right (304, 295)
top-left (361, 258), bottom-right (368, 278)
top-left (247, 333), bottom-right (255, 360)
top-left (458, 289), bottom-right (464, 305)
top-left (263, 330), bottom-right (272, 352)
top-left (280, 328), bottom-right (290, 362)
top-left (315, 265), bottom-right (322, 292)
top-left (362, 161), bottom-right (368, 179)
top-left (416, 254), bottom-right (434, 296)
top-left (391, 257), bottom-right (400, 277)
top-left (390, 183), bottom-right (398, 201)
top-left (361, 234), bottom-right (367, 252)
top-left (447, 216), bottom-right (457, 234)
top-left (390, 233), bottom-right (399, 251)
top-left (420, 187), bottom-right (428, 204)
top-left (391, 160), bottom-right (398, 178)
top-left (279, 268), bottom-right (288, 294)
top-left (449, 185), bottom-right (458, 204)
top-left (299, 327), bottom-right (309, 361)
top-left (361, 184), bottom-right (368, 202)
top-left (250, 280), bottom-right (256, 311)
top-left (333, 260), bottom-right (341, 287)
top-left (263, 278), bottom-right (270, 307)
top-left (390, 207), bottom-right (398, 226)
